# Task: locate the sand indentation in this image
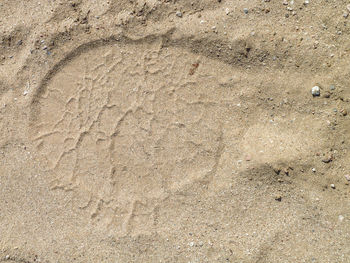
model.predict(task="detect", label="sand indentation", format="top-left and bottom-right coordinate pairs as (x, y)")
top-left (30, 41), bottom-right (223, 235)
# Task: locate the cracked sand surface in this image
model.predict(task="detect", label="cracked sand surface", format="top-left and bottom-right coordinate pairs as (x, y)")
top-left (31, 43), bottom-right (224, 235)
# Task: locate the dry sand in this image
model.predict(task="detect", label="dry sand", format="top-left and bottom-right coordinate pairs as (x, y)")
top-left (1, 0), bottom-right (350, 262)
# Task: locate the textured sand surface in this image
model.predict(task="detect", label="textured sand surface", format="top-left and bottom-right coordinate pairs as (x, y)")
top-left (1, 0), bottom-right (350, 262)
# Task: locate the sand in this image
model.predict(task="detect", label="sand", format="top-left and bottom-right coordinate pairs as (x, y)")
top-left (1, 0), bottom-right (350, 262)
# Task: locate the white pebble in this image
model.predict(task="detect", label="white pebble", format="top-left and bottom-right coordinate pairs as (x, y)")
top-left (330, 184), bottom-right (335, 189)
top-left (311, 86), bottom-right (320, 97)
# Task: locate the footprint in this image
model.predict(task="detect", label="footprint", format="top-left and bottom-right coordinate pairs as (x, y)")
top-left (29, 39), bottom-right (228, 236)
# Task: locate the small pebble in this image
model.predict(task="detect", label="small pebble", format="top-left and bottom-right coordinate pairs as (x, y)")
top-left (330, 85), bottom-right (335, 90)
top-left (275, 195), bottom-right (282, 202)
top-left (344, 174), bottom-right (350, 181)
top-left (322, 156), bottom-right (332, 163)
top-left (340, 109), bottom-right (347, 116)
top-left (176, 11), bottom-right (183, 17)
top-left (311, 86), bottom-right (320, 96)
top-left (323, 92), bottom-right (330, 98)
top-left (23, 90), bottom-right (28, 96)
top-left (312, 168), bottom-right (316, 173)
top-left (330, 184), bottom-right (335, 189)
top-left (5, 255), bottom-right (10, 260)
top-left (243, 8), bottom-right (249, 14)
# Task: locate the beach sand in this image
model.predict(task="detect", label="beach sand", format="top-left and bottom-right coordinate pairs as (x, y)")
top-left (1, 0), bottom-right (350, 262)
